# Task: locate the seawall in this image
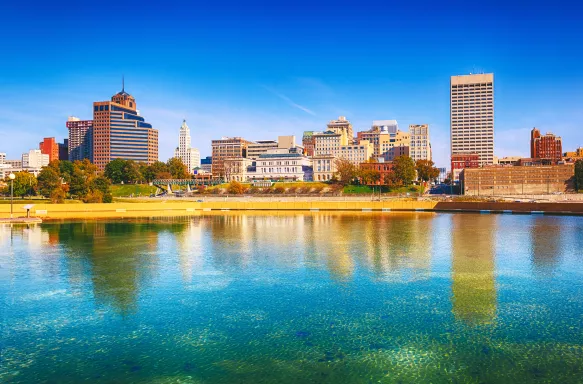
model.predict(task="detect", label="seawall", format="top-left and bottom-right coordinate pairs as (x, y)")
top-left (1, 201), bottom-right (582, 220)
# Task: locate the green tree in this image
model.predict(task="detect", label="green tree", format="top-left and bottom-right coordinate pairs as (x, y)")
top-left (138, 162), bottom-right (153, 183)
top-left (122, 160), bottom-right (141, 184)
top-left (575, 160), bottom-right (583, 192)
top-left (415, 159), bottom-right (440, 183)
top-left (104, 159), bottom-right (127, 184)
top-left (334, 158), bottom-right (358, 185)
top-left (167, 157), bottom-right (189, 179)
top-left (148, 161), bottom-right (170, 179)
top-left (7, 172), bottom-right (37, 198)
top-left (90, 176), bottom-right (111, 195)
top-left (69, 159), bottom-right (97, 198)
top-left (59, 160), bottom-right (75, 183)
top-left (392, 155), bottom-right (416, 186)
top-left (37, 166), bottom-right (62, 197)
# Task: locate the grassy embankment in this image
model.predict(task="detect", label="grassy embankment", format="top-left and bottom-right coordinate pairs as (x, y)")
top-left (110, 184), bottom-right (159, 197)
top-left (343, 185), bottom-right (425, 194)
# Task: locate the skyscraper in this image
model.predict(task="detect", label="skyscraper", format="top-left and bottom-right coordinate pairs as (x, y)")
top-left (58, 139), bottom-right (69, 161)
top-left (174, 120), bottom-right (201, 173)
top-left (450, 74), bottom-right (494, 169)
top-left (92, 83), bottom-right (158, 170)
top-left (39, 138), bottom-right (59, 162)
top-left (67, 117), bottom-right (93, 162)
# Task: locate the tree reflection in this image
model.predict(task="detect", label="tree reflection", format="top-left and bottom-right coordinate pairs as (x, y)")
top-left (451, 214), bottom-right (497, 325)
top-left (43, 221), bottom-right (186, 315)
top-left (530, 218), bottom-right (561, 275)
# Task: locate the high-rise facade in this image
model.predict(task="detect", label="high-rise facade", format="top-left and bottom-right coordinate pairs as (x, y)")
top-left (58, 139), bottom-right (69, 161)
top-left (22, 149), bottom-right (49, 168)
top-left (174, 120), bottom-right (200, 173)
top-left (409, 124), bottom-right (431, 162)
top-left (327, 116), bottom-right (354, 143)
top-left (39, 137), bottom-right (59, 162)
top-left (530, 128), bottom-right (562, 162)
top-left (450, 74), bottom-right (494, 168)
top-left (211, 137), bottom-right (252, 177)
top-left (356, 124), bottom-right (410, 161)
top-left (92, 86), bottom-right (158, 170)
top-left (67, 117), bottom-right (93, 162)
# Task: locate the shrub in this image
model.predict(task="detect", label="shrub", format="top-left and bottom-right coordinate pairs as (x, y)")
top-left (287, 186), bottom-right (297, 193)
top-left (103, 193), bottom-right (113, 203)
top-left (228, 181), bottom-right (246, 194)
top-left (274, 186), bottom-right (285, 194)
top-left (83, 190), bottom-right (104, 203)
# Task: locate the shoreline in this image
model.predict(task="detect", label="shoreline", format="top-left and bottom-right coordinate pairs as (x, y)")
top-left (1, 200), bottom-right (582, 220)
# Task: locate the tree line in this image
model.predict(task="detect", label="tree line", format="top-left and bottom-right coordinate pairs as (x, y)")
top-left (2, 157), bottom-right (192, 203)
top-left (334, 156), bottom-right (440, 187)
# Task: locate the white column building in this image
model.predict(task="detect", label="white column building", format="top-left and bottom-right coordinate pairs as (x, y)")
top-left (174, 120), bottom-right (201, 174)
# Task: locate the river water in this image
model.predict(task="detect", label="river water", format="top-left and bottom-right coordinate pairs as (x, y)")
top-left (1, 213), bottom-right (582, 383)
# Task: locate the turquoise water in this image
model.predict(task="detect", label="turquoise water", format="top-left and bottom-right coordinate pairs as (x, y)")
top-left (1, 213), bottom-right (583, 383)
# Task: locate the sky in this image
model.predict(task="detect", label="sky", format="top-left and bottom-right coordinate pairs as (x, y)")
top-left (0, 0), bottom-right (582, 168)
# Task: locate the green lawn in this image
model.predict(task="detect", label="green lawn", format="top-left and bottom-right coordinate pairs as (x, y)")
top-left (110, 184), bottom-right (159, 197)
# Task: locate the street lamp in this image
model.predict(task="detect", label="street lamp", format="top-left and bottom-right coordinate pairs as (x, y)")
top-left (9, 172), bottom-right (15, 219)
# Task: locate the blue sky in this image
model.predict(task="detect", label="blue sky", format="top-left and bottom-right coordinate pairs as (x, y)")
top-left (1, 0), bottom-right (582, 168)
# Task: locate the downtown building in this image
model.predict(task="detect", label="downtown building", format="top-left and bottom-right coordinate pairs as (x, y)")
top-left (67, 117), bottom-right (93, 162)
top-left (530, 128), bottom-right (562, 163)
top-left (39, 138), bottom-right (59, 162)
top-left (174, 120), bottom-right (200, 173)
top-left (356, 122), bottom-right (410, 161)
top-left (92, 86), bottom-right (158, 170)
top-left (450, 73), bottom-right (494, 179)
top-left (211, 137), bottom-right (252, 177)
top-left (409, 124), bottom-right (431, 162)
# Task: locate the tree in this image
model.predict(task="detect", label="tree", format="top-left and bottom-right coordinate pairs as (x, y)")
top-left (138, 162), bottom-right (153, 183)
top-left (50, 187), bottom-right (65, 203)
top-left (37, 166), bottom-right (62, 197)
top-left (359, 168), bottom-right (381, 185)
top-left (575, 160), bottom-right (583, 192)
top-left (415, 160), bottom-right (440, 183)
top-left (90, 176), bottom-right (111, 195)
top-left (104, 159), bottom-right (126, 184)
top-left (227, 181), bottom-right (246, 194)
top-left (148, 161), bottom-right (170, 179)
top-left (69, 159), bottom-right (97, 198)
top-left (8, 172), bottom-right (37, 198)
top-left (122, 160), bottom-right (141, 184)
top-left (392, 156), bottom-right (416, 186)
top-left (334, 158), bottom-right (358, 185)
top-left (167, 157), bottom-right (189, 179)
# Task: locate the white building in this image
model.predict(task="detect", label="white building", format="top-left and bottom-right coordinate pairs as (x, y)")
top-left (174, 120), bottom-right (201, 173)
top-left (253, 149), bottom-right (312, 181)
top-left (409, 124), bottom-right (431, 162)
top-left (372, 120), bottom-right (398, 134)
top-left (22, 149), bottom-right (49, 168)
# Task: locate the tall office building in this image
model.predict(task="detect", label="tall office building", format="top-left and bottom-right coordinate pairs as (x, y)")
top-left (92, 84), bottom-right (158, 170)
top-left (174, 120), bottom-right (201, 173)
top-left (530, 128), bottom-right (562, 162)
top-left (409, 124), bottom-right (431, 162)
top-left (58, 139), bottom-right (69, 161)
top-left (450, 74), bottom-right (494, 168)
top-left (39, 138), bottom-right (59, 162)
top-left (67, 117), bottom-right (93, 162)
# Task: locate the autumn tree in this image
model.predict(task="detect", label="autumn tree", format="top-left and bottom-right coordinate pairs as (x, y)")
top-left (359, 168), bottom-right (381, 185)
top-left (415, 159), bottom-right (440, 183)
top-left (148, 161), bottom-right (170, 179)
top-left (37, 166), bottom-right (62, 197)
top-left (227, 180), bottom-right (246, 194)
top-left (392, 156), bottom-right (416, 186)
top-left (167, 157), bottom-right (189, 179)
top-left (334, 158), bottom-right (358, 185)
top-left (575, 160), bottom-right (583, 192)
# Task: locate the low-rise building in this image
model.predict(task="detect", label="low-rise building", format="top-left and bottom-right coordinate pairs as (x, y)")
top-left (563, 147), bottom-right (583, 162)
top-left (461, 164), bottom-right (575, 195)
top-left (494, 156), bottom-right (521, 166)
top-left (451, 152), bottom-right (479, 181)
top-left (359, 161), bottom-right (394, 185)
top-left (200, 156), bottom-right (212, 173)
top-left (252, 150), bottom-right (312, 182)
top-left (223, 157), bottom-right (254, 182)
top-left (313, 155), bottom-right (336, 182)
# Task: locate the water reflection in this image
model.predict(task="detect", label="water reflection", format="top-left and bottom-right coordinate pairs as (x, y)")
top-left (42, 222), bottom-right (187, 315)
top-left (451, 214), bottom-right (497, 325)
top-left (530, 218), bottom-right (562, 275)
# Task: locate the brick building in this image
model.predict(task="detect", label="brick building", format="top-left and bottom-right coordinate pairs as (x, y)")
top-left (451, 152), bottom-right (479, 181)
top-left (39, 137), bottom-right (59, 162)
top-left (461, 165), bottom-right (575, 195)
top-left (359, 161), bottom-right (394, 185)
top-left (530, 128), bottom-right (562, 162)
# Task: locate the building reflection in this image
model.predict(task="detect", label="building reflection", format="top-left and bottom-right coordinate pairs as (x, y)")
top-left (42, 221), bottom-right (186, 315)
top-left (451, 214), bottom-right (497, 325)
top-left (530, 217), bottom-right (561, 275)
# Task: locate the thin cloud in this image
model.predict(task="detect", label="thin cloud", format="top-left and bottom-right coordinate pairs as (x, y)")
top-left (262, 86), bottom-right (316, 116)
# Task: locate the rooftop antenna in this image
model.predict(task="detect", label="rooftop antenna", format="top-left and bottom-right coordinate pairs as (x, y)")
top-left (122, 75), bottom-right (125, 92)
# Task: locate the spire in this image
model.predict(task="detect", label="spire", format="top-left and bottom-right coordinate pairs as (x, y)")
top-left (122, 75), bottom-right (125, 92)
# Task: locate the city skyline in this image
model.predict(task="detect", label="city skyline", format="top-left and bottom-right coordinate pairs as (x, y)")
top-left (1, 1), bottom-right (582, 168)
